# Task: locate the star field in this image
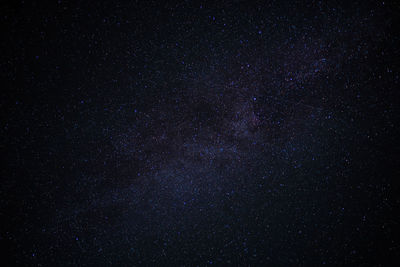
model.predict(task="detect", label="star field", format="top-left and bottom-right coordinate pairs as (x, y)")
top-left (1, 1), bottom-right (399, 266)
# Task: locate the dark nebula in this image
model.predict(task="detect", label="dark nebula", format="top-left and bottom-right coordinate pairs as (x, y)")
top-left (1, 1), bottom-right (399, 266)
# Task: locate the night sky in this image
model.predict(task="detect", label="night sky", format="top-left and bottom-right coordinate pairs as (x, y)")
top-left (1, 0), bottom-right (400, 266)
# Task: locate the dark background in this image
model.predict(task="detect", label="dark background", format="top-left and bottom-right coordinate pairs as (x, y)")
top-left (1, 0), bottom-right (399, 266)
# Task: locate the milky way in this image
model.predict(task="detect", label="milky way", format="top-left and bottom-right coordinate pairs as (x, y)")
top-left (1, 1), bottom-right (399, 266)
